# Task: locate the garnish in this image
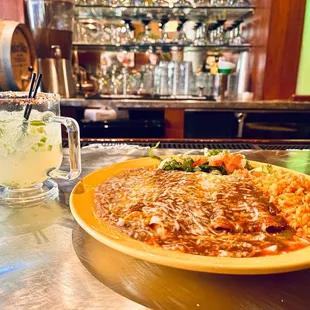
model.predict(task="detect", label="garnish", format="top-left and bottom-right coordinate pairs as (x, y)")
top-left (30, 120), bottom-right (46, 126)
top-left (266, 164), bottom-right (273, 174)
top-left (149, 142), bottom-right (163, 161)
top-left (250, 164), bottom-right (274, 176)
top-left (159, 157), bottom-right (228, 175)
top-left (260, 164), bottom-right (274, 175)
top-left (193, 158), bottom-right (208, 168)
top-left (245, 160), bottom-right (253, 170)
top-left (151, 146), bottom-right (245, 175)
top-left (160, 157), bottom-right (195, 172)
top-left (204, 149), bottom-right (229, 157)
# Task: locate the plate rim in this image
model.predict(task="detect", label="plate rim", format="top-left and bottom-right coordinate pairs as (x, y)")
top-left (70, 156), bottom-right (310, 275)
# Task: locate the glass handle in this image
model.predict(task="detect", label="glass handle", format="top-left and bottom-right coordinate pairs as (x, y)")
top-left (44, 115), bottom-right (82, 180)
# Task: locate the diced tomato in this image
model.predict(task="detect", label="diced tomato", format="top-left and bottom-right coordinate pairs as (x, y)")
top-left (208, 153), bottom-right (246, 174)
top-left (193, 158), bottom-right (208, 168)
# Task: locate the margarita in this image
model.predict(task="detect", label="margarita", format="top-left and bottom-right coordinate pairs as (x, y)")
top-left (0, 110), bottom-right (63, 188)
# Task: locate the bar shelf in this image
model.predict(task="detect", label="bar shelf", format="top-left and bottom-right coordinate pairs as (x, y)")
top-left (75, 5), bottom-right (254, 21)
top-left (73, 42), bottom-right (251, 51)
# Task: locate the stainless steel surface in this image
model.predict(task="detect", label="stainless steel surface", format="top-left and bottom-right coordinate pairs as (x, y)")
top-left (39, 46), bottom-right (76, 98)
top-left (236, 51), bottom-right (251, 94)
top-left (235, 112), bottom-right (247, 138)
top-left (60, 98), bottom-right (310, 112)
top-left (1, 146), bottom-right (310, 309)
top-left (27, 0), bottom-right (76, 98)
top-left (39, 57), bottom-right (76, 98)
top-left (39, 58), bottom-right (60, 93)
top-left (56, 58), bottom-right (76, 98)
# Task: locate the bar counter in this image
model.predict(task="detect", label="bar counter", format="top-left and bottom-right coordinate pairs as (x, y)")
top-left (60, 98), bottom-right (310, 139)
top-left (1, 141), bottom-right (310, 309)
top-left (61, 98), bottom-right (310, 111)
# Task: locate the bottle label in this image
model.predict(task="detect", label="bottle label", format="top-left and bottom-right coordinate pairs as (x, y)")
top-left (11, 28), bottom-right (32, 90)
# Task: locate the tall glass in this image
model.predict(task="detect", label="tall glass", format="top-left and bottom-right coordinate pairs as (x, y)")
top-left (0, 92), bottom-right (81, 207)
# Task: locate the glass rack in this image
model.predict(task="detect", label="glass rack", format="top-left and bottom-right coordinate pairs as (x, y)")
top-left (75, 6), bottom-right (254, 21)
top-left (73, 0), bottom-right (255, 100)
top-left (72, 43), bottom-right (251, 52)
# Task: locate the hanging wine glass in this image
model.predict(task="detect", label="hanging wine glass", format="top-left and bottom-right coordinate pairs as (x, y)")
top-left (214, 19), bottom-right (226, 45)
top-left (193, 22), bottom-right (202, 45)
top-left (207, 23), bottom-right (217, 45)
top-left (194, 22), bottom-right (209, 46)
top-left (231, 0), bottom-right (251, 7)
top-left (141, 19), bottom-right (152, 43)
top-left (209, 0), bottom-right (224, 6)
top-left (177, 17), bottom-right (189, 44)
top-left (153, 0), bottom-right (170, 7)
top-left (173, 0), bottom-right (195, 7)
top-left (123, 19), bottom-right (135, 43)
top-left (232, 20), bottom-right (247, 45)
top-left (159, 17), bottom-right (170, 43)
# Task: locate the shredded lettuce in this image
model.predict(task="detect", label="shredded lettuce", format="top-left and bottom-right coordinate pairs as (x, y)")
top-left (160, 158), bottom-right (195, 172)
top-left (204, 149), bottom-right (230, 157)
top-left (159, 157), bottom-right (227, 175)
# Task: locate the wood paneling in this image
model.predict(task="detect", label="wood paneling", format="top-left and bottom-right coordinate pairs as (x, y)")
top-left (263, 0), bottom-right (306, 100)
top-left (291, 95), bottom-right (310, 102)
top-left (250, 0), bottom-right (272, 100)
top-left (164, 108), bottom-right (184, 138)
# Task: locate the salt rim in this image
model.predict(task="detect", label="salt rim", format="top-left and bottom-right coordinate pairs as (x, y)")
top-left (0, 91), bottom-right (60, 105)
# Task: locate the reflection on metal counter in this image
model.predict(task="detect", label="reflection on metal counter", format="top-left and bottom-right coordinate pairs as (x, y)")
top-left (72, 224), bottom-right (310, 310)
top-left (1, 147), bottom-right (310, 309)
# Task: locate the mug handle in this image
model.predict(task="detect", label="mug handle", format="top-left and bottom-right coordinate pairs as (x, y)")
top-left (43, 115), bottom-right (82, 180)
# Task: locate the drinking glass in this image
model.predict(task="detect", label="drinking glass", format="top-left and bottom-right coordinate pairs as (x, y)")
top-left (167, 61), bottom-right (193, 96)
top-left (154, 61), bottom-right (169, 95)
top-left (0, 92), bottom-right (81, 207)
top-left (153, 0), bottom-right (170, 7)
top-left (141, 19), bottom-right (152, 43)
top-left (232, 21), bottom-right (247, 45)
top-left (231, 0), bottom-right (251, 6)
top-left (176, 17), bottom-right (190, 44)
top-left (140, 64), bottom-right (156, 95)
top-left (159, 17), bottom-right (170, 43)
top-left (179, 61), bottom-right (194, 95)
top-left (194, 22), bottom-right (209, 45)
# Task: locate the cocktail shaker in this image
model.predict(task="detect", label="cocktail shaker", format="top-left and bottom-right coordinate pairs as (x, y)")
top-left (26, 0), bottom-right (76, 98)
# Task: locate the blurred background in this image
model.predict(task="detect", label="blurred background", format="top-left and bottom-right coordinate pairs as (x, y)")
top-left (0, 0), bottom-right (309, 140)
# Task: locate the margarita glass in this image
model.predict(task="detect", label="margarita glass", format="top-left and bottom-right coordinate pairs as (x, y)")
top-left (0, 92), bottom-right (81, 206)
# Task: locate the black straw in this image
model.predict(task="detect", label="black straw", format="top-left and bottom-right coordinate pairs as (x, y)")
top-left (32, 74), bottom-right (42, 98)
top-left (27, 73), bottom-right (36, 99)
top-left (23, 73), bottom-right (42, 121)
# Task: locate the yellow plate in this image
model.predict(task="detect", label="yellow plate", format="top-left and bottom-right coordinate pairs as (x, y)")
top-left (70, 157), bottom-right (310, 275)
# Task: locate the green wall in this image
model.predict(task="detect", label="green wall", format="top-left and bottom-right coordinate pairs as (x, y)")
top-left (296, 0), bottom-right (310, 95)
